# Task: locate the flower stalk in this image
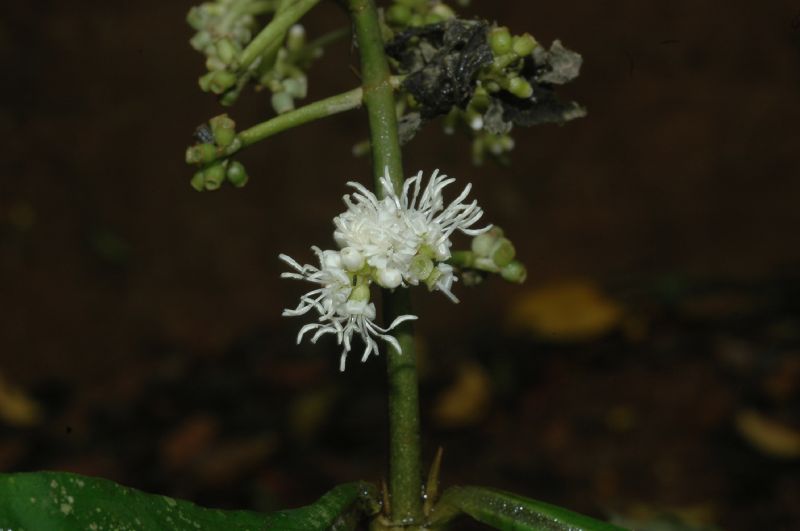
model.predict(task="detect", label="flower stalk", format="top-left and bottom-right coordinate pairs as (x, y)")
top-left (348, 0), bottom-right (423, 525)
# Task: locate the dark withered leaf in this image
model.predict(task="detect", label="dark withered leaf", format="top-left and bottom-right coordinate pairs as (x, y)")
top-left (398, 111), bottom-right (423, 144)
top-left (495, 84), bottom-right (586, 128)
top-left (535, 40), bottom-right (582, 85)
top-left (387, 19), bottom-right (493, 119)
top-left (491, 40), bottom-right (586, 129)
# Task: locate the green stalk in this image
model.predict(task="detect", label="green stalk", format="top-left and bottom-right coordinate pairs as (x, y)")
top-left (238, 0), bottom-right (321, 70)
top-left (239, 87), bottom-right (364, 146)
top-left (348, 0), bottom-right (423, 526)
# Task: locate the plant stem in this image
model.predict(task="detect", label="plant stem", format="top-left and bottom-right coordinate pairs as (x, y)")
top-left (238, 0), bottom-right (321, 70)
top-left (238, 86), bottom-right (364, 147)
top-left (348, 0), bottom-right (424, 526)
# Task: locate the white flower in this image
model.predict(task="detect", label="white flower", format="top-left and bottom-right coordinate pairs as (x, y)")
top-left (279, 247), bottom-right (417, 371)
top-left (333, 168), bottom-right (490, 294)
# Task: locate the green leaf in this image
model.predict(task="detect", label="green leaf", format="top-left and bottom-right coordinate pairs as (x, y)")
top-left (0, 471), bottom-right (379, 531)
top-left (428, 486), bottom-right (627, 531)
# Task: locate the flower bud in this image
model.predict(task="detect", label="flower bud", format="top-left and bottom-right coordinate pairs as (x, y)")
top-left (349, 283), bottom-right (371, 302)
top-left (271, 91), bottom-right (295, 114)
top-left (215, 38), bottom-right (238, 65)
top-left (209, 114), bottom-right (236, 148)
top-left (512, 33), bottom-right (537, 56)
top-left (378, 268), bottom-right (402, 289)
top-left (340, 247), bottom-right (365, 271)
top-left (471, 226), bottom-right (503, 257)
top-left (185, 143), bottom-right (218, 165)
top-left (198, 71), bottom-right (216, 92)
top-left (209, 70), bottom-right (237, 94)
top-left (287, 24), bottom-right (305, 52)
top-left (508, 77), bottom-right (533, 99)
top-left (500, 260), bottom-right (527, 283)
top-left (203, 161), bottom-right (226, 190)
top-left (490, 237), bottom-right (516, 267)
top-left (283, 77), bottom-right (307, 99)
top-left (226, 160), bottom-right (248, 188)
top-left (489, 27), bottom-right (512, 55)
top-left (410, 255), bottom-right (434, 281)
top-left (190, 171), bottom-right (205, 192)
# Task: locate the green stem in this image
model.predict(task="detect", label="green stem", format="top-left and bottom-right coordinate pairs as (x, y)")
top-left (239, 86), bottom-right (364, 146)
top-left (238, 0), bottom-right (321, 70)
top-left (348, 0), bottom-right (424, 526)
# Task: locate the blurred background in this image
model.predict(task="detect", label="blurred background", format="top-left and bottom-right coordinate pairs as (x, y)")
top-left (2, 1), bottom-right (800, 529)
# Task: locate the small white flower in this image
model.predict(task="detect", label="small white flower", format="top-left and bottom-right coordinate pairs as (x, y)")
top-left (280, 247), bottom-right (416, 371)
top-left (333, 168), bottom-right (490, 296)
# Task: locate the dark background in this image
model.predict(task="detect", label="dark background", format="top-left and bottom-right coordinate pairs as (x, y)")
top-left (2, 1), bottom-right (800, 530)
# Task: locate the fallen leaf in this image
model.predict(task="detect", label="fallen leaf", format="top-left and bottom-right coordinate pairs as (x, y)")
top-left (432, 362), bottom-right (491, 428)
top-left (0, 373), bottom-right (42, 427)
top-left (735, 409), bottom-right (800, 459)
top-left (509, 280), bottom-right (623, 341)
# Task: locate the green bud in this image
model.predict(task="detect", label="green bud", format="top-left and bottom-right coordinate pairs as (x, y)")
top-left (490, 238), bottom-right (516, 267)
top-left (508, 76), bottom-right (533, 99)
top-left (425, 267), bottom-right (442, 291)
top-left (424, 13), bottom-right (443, 25)
top-left (449, 250), bottom-right (475, 268)
top-left (387, 4), bottom-right (411, 24)
top-left (283, 76), bottom-right (307, 99)
top-left (219, 87), bottom-right (241, 106)
top-left (186, 7), bottom-right (205, 30)
top-left (226, 160), bottom-right (249, 188)
top-left (190, 171), bottom-right (205, 192)
top-left (409, 14), bottom-right (424, 27)
top-left (431, 4), bottom-right (455, 19)
top-left (215, 38), bottom-right (238, 65)
top-left (209, 114), bottom-right (236, 148)
top-left (471, 227), bottom-right (504, 257)
top-left (410, 255), bottom-right (434, 280)
top-left (500, 260), bottom-right (527, 283)
top-left (287, 24), bottom-right (305, 51)
top-left (185, 143), bottom-right (218, 165)
top-left (512, 33), bottom-right (537, 57)
top-left (205, 55), bottom-right (226, 72)
top-left (271, 91), bottom-right (295, 114)
top-left (198, 71), bottom-right (216, 92)
top-left (349, 283), bottom-right (371, 302)
top-left (209, 70), bottom-right (237, 94)
top-left (489, 27), bottom-right (512, 55)
top-left (203, 162), bottom-right (226, 190)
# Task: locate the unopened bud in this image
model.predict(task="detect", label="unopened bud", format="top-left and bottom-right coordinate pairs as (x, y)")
top-left (226, 160), bottom-right (248, 188)
top-left (341, 247), bottom-right (365, 271)
top-left (500, 260), bottom-right (527, 283)
top-left (271, 91), bottom-right (295, 114)
top-left (378, 268), bottom-right (403, 289)
top-left (410, 255), bottom-right (434, 281)
top-left (209, 70), bottom-right (237, 94)
top-left (349, 283), bottom-right (371, 303)
top-left (491, 238), bottom-right (516, 267)
top-left (489, 27), bottom-right (512, 55)
top-left (508, 77), bottom-right (533, 99)
top-left (209, 114), bottom-right (236, 148)
top-left (185, 143), bottom-right (218, 165)
top-left (471, 227), bottom-right (503, 257)
top-left (215, 38), bottom-right (238, 65)
top-left (512, 33), bottom-right (537, 57)
top-left (203, 162), bottom-right (226, 190)
top-left (190, 171), bottom-right (205, 192)
top-left (287, 24), bottom-right (306, 51)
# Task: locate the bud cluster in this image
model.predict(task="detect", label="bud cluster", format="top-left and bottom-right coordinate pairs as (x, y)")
top-left (185, 114), bottom-right (249, 190)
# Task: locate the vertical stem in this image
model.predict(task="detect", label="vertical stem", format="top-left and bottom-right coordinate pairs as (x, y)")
top-left (348, 0), bottom-right (423, 525)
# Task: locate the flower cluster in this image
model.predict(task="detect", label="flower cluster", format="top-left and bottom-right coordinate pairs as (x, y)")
top-left (280, 169), bottom-right (490, 370)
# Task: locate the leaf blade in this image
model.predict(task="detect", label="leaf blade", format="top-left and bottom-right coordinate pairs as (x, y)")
top-left (0, 471), bottom-right (378, 531)
top-left (429, 485), bottom-right (627, 531)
